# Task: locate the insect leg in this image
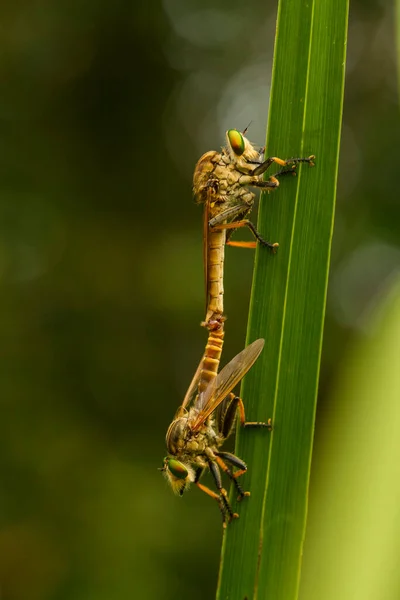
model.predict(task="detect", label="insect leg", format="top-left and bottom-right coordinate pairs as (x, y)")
top-left (252, 155), bottom-right (315, 177)
top-left (208, 204), bottom-right (250, 228)
top-left (208, 460), bottom-right (238, 523)
top-left (194, 467), bottom-right (204, 484)
top-left (282, 155), bottom-right (315, 167)
top-left (216, 220), bottom-right (278, 252)
top-left (249, 178), bottom-right (280, 190)
top-left (250, 156), bottom-right (288, 176)
top-left (215, 454), bottom-right (249, 501)
top-left (195, 467), bottom-right (230, 524)
top-left (208, 203), bottom-right (277, 250)
top-left (196, 480), bottom-right (229, 526)
top-left (235, 397), bottom-right (272, 430)
top-left (225, 240), bottom-right (257, 249)
top-left (209, 204), bottom-right (252, 246)
top-left (270, 166), bottom-right (298, 179)
top-left (217, 452), bottom-right (247, 481)
top-left (217, 451), bottom-right (247, 471)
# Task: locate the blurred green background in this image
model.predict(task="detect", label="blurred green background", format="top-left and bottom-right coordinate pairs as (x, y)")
top-left (0, 0), bottom-right (398, 598)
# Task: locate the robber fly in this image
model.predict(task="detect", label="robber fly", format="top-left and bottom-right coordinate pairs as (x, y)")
top-left (160, 338), bottom-right (271, 526)
top-left (193, 128), bottom-right (314, 324)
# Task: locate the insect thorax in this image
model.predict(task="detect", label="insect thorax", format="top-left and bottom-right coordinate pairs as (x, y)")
top-left (166, 412), bottom-right (222, 461)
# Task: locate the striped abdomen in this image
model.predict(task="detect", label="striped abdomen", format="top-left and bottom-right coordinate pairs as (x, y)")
top-left (197, 324), bottom-right (225, 400)
top-left (205, 228), bottom-right (226, 324)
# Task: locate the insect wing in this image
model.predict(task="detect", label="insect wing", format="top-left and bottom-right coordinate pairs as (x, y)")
top-left (193, 153), bottom-right (218, 313)
top-left (191, 338), bottom-right (265, 431)
top-left (208, 203), bottom-right (247, 229)
top-left (203, 191), bottom-right (210, 311)
top-left (174, 351), bottom-right (205, 418)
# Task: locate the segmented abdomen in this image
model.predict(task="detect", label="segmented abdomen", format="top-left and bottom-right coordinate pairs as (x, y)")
top-left (205, 228), bottom-right (226, 324)
top-left (197, 324), bottom-right (225, 404)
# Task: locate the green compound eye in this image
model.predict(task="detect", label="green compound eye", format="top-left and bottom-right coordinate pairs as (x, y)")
top-left (167, 458), bottom-right (188, 480)
top-left (228, 129), bottom-right (245, 156)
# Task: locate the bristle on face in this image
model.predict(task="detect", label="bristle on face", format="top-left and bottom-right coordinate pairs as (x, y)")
top-left (162, 458), bottom-right (195, 496)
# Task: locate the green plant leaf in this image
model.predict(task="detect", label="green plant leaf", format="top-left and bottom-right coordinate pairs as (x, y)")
top-left (300, 279), bottom-right (400, 600)
top-left (217, 0), bottom-right (349, 599)
top-left (397, 0), bottom-right (400, 95)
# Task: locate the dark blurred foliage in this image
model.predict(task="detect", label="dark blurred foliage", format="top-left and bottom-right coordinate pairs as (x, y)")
top-left (0, 0), bottom-right (398, 598)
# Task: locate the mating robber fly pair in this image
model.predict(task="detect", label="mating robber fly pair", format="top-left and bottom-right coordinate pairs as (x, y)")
top-left (160, 128), bottom-right (314, 526)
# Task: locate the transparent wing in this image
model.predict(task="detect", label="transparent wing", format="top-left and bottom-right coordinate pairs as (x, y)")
top-left (191, 339), bottom-right (265, 431)
top-left (208, 203), bottom-right (248, 228)
top-left (174, 352), bottom-right (204, 418)
top-left (203, 193), bottom-right (210, 312)
top-left (192, 151), bottom-right (221, 311)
